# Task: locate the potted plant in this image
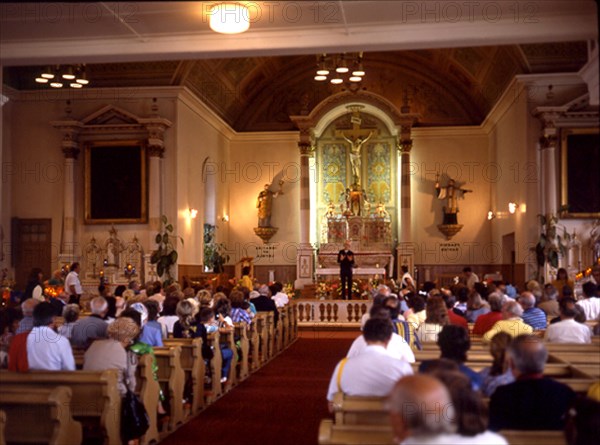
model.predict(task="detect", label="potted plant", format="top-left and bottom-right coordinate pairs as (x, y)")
top-left (150, 215), bottom-right (183, 285)
top-left (203, 224), bottom-right (229, 273)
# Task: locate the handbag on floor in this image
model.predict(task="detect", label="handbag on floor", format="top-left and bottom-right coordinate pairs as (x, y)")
top-left (121, 355), bottom-right (150, 441)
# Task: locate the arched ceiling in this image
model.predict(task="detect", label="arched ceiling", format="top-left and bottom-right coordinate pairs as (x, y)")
top-left (3, 42), bottom-right (589, 131)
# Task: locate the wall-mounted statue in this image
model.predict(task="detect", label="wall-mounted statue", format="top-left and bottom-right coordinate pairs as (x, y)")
top-left (435, 174), bottom-right (472, 225)
top-left (254, 179), bottom-right (284, 244)
top-left (435, 174), bottom-right (473, 240)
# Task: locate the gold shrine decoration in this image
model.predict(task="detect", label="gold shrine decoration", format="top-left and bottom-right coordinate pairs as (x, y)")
top-left (253, 227), bottom-right (278, 244)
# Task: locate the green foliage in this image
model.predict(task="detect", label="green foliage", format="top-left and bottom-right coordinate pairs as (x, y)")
top-left (203, 224), bottom-right (229, 273)
top-left (150, 215), bottom-right (183, 284)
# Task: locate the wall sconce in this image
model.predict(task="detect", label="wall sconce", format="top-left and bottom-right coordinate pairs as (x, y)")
top-left (487, 210), bottom-right (496, 221)
top-left (189, 208), bottom-right (198, 219)
top-left (508, 203), bottom-right (526, 214)
top-left (221, 214), bottom-right (230, 223)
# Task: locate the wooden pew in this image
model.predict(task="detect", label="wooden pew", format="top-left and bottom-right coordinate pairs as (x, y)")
top-left (318, 419), bottom-right (393, 445)
top-left (154, 346), bottom-right (185, 431)
top-left (219, 328), bottom-right (239, 392)
top-left (415, 350), bottom-right (493, 362)
top-left (331, 392), bottom-right (388, 425)
top-left (265, 312), bottom-right (275, 360)
top-left (254, 313), bottom-right (269, 366)
top-left (205, 332), bottom-right (223, 403)
top-left (136, 353), bottom-right (160, 445)
top-left (549, 352), bottom-right (600, 365)
top-left (73, 350), bottom-right (159, 444)
top-left (246, 318), bottom-right (261, 373)
top-left (499, 429), bottom-right (566, 445)
top-left (0, 385), bottom-right (82, 445)
top-left (0, 410), bottom-right (5, 445)
top-left (234, 322), bottom-right (250, 381)
top-left (163, 338), bottom-right (206, 415)
top-left (0, 369), bottom-right (121, 445)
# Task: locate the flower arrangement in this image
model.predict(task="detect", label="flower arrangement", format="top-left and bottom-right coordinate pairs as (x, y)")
top-left (283, 282), bottom-right (296, 299)
top-left (315, 278), bottom-right (373, 300)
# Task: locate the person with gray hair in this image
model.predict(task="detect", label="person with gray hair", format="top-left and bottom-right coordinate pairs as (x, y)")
top-left (473, 293), bottom-right (505, 336)
top-left (70, 296), bottom-right (109, 348)
top-left (388, 374), bottom-right (456, 444)
top-left (57, 304), bottom-right (80, 339)
top-left (518, 291), bottom-right (547, 330)
top-left (489, 335), bottom-right (576, 431)
top-left (15, 298), bottom-right (39, 334)
top-left (483, 300), bottom-right (533, 342)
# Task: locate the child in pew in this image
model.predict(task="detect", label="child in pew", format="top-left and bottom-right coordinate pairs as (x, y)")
top-left (173, 302), bottom-right (216, 388)
top-left (120, 308), bottom-right (168, 418)
top-left (199, 306), bottom-right (234, 384)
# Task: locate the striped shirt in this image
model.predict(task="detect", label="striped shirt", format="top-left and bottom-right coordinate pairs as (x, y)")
top-left (522, 307), bottom-right (547, 330)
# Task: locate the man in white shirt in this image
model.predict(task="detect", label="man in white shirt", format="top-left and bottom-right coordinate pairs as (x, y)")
top-left (326, 317), bottom-right (413, 408)
top-left (27, 302), bottom-right (75, 371)
top-left (270, 282), bottom-right (289, 308)
top-left (577, 282), bottom-right (600, 322)
top-left (349, 307), bottom-right (415, 362)
top-left (463, 267), bottom-right (479, 290)
top-left (64, 262), bottom-right (83, 305)
top-left (545, 298), bottom-right (592, 344)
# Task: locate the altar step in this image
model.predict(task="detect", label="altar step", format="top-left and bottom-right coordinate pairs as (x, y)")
top-left (300, 284), bottom-right (316, 299)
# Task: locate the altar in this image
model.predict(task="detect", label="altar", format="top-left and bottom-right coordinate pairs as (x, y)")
top-left (315, 267), bottom-right (387, 279)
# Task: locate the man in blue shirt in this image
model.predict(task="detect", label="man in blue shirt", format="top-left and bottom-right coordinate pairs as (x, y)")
top-left (519, 292), bottom-right (547, 330)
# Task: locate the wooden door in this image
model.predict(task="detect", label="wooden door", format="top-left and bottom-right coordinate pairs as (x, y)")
top-left (13, 218), bottom-right (52, 290)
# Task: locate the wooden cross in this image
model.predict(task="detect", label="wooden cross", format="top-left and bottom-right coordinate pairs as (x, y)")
top-left (335, 106), bottom-right (378, 141)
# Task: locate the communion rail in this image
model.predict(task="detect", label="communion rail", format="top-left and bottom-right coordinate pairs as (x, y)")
top-left (296, 300), bottom-right (373, 328)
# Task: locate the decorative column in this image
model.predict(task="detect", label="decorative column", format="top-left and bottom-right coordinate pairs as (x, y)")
top-left (52, 116), bottom-right (82, 266)
top-left (140, 105), bottom-right (172, 283)
top-left (294, 130), bottom-right (315, 289)
top-left (396, 112), bottom-right (419, 278)
top-left (535, 108), bottom-right (563, 217)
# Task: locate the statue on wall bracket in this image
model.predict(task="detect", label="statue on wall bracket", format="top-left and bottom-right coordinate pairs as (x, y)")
top-left (435, 174), bottom-right (472, 240)
top-left (254, 179), bottom-right (285, 244)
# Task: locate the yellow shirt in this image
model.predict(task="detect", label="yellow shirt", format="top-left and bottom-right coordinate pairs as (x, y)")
top-left (240, 275), bottom-right (253, 291)
top-left (483, 318), bottom-right (533, 342)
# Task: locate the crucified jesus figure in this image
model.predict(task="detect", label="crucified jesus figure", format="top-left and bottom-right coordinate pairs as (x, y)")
top-left (343, 131), bottom-right (373, 184)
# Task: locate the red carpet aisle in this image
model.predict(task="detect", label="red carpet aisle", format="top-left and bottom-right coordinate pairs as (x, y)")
top-left (160, 331), bottom-right (355, 445)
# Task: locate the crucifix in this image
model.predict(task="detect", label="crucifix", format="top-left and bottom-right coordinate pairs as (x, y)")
top-left (335, 105), bottom-right (378, 185)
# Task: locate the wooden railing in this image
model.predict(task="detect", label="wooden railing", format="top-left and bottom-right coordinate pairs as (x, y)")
top-left (295, 300), bottom-right (372, 326)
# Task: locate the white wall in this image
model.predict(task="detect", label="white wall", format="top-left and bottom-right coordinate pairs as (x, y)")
top-left (411, 127), bottom-right (492, 265)
top-left (175, 91), bottom-right (233, 266)
top-left (228, 132), bottom-right (300, 266)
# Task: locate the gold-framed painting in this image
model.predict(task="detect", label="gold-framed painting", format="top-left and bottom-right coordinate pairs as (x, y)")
top-left (84, 140), bottom-right (148, 224)
top-left (560, 128), bottom-right (600, 218)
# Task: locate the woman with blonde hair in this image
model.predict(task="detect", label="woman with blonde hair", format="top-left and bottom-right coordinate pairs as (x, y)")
top-left (83, 317), bottom-right (140, 396)
top-left (416, 296), bottom-right (449, 342)
top-left (478, 332), bottom-right (515, 397)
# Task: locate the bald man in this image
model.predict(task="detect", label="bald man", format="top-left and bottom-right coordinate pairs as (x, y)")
top-left (388, 374), bottom-right (456, 444)
top-left (489, 335), bottom-right (575, 431)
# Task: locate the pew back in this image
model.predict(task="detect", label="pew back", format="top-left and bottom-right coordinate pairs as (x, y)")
top-left (0, 369), bottom-right (121, 445)
top-left (0, 385), bottom-right (82, 445)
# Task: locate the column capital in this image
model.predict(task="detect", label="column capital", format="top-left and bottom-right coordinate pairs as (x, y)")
top-left (299, 142), bottom-right (315, 157)
top-left (147, 145), bottom-right (165, 158)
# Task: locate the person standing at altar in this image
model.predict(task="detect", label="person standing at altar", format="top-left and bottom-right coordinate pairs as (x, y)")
top-left (338, 241), bottom-right (355, 300)
top-left (65, 262), bottom-right (83, 306)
